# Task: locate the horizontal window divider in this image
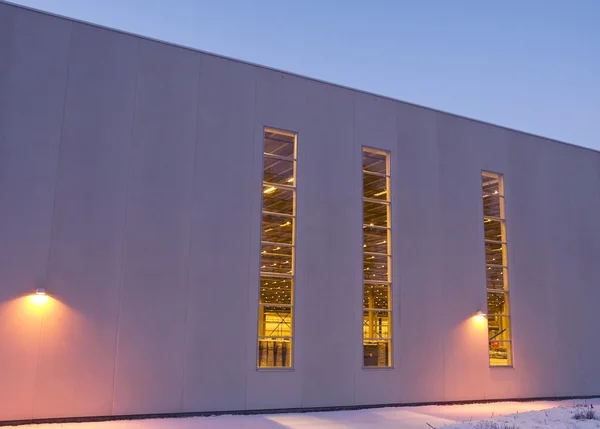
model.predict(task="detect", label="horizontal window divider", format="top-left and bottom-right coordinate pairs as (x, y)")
top-left (261, 210), bottom-right (295, 218)
top-left (259, 306), bottom-right (293, 311)
top-left (488, 340), bottom-right (512, 343)
top-left (364, 337), bottom-right (392, 341)
top-left (486, 291), bottom-right (510, 296)
top-left (260, 237), bottom-right (294, 243)
top-left (362, 170), bottom-right (390, 179)
top-left (364, 280), bottom-right (392, 285)
top-left (262, 241), bottom-right (294, 248)
top-left (259, 335), bottom-right (293, 339)
top-left (362, 224), bottom-right (391, 231)
top-left (265, 128), bottom-right (296, 136)
top-left (363, 197), bottom-right (390, 205)
top-left (262, 182), bottom-right (296, 191)
top-left (363, 253), bottom-right (391, 259)
top-left (260, 272), bottom-right (294, 278)
top-left (263, 153), bottom-right (296, 162)
top-left (261, 254), bottom-right (294, 261)
top-left (364, 310), bottom-right (391, 314)
top-left (484, 239), bottom-right (507, 245)
top-left (486, 264), bottom-right (509, 269)
top-left (363, 251), bottom-right (391, 257)
top-left (484, 215), bottom-right (505, 222)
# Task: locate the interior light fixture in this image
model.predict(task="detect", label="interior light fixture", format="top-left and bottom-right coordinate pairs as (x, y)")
top-left (35, 288), bottom-right (47, 296)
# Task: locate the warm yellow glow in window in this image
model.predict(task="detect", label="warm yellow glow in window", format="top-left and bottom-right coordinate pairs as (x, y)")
top-left (362, 147), bottom-right (392, 367)
top-left (258, 129), bottom-right (297, 368)
top-left (482, 171), bottom-right (513, 366)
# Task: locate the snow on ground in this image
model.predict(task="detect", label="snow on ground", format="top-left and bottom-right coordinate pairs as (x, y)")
top-left (8, 399), bottom-right (600, 429)
top-left (443, 400), bottom-right (600, 429)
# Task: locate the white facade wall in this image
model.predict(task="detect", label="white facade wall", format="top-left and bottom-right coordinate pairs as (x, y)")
top-left (1, 3), bottom-right (599, 422)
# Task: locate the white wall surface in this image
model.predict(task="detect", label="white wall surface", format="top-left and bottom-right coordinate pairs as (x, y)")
top-left (1, 2), bottom-right (599, 422)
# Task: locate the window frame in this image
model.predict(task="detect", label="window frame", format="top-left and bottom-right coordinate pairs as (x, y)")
top-left (362, 146), bottom-right (393, 369)
top-left (257, 127), bottom-right (298, 370)
top-left (481, 170), bottom-right (514, 368)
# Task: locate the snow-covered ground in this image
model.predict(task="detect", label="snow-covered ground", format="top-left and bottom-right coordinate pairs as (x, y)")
top-left (443, 400), bottom-right (600, 429)
top-left (8, 399), bottom-right (600, 429)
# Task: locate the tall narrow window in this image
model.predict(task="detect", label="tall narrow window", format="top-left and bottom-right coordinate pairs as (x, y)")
top-left (257, 129), bottom-right (297, 368)
top-left (481, 171), bottom-right (512, 366)
top-left (362, 148), bottom-right (392, 367)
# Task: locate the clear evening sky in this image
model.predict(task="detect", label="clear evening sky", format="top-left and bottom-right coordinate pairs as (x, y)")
top-left (8, 0), bottom-right (600, 150)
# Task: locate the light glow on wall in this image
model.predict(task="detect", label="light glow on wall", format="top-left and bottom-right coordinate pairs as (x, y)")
top-left (29, 287), bottom-right (49, 306)
top-left (29, 293), bottom-right (49, 306)
top-left (474, 311), bottom-right (487, 324)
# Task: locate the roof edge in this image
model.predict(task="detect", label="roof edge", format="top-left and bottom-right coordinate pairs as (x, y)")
top-left (1, 0), bottom-right (598, 155)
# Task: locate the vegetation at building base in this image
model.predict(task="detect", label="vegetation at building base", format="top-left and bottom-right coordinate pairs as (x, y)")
top-left (572, 404), bottom-right (596, 420)
top-left (473, 421), bottom-right (520, 429)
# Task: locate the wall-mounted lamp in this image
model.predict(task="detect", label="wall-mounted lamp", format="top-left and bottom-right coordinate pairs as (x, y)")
top-left (475, 310), bottom-right (487, 320)
top-left (30, 287), bottom-right (49, 305)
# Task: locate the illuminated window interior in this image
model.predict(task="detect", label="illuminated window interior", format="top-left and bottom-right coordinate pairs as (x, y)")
top-left (362, 147), bottom-right (392, 367)
top-left (258, 129), bottom-right (296, 368)
top-left (481, 171), bottom-right (513, 366)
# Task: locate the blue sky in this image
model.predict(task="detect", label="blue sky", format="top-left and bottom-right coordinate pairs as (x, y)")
top-left (9, 0), bottom-right (600, 150)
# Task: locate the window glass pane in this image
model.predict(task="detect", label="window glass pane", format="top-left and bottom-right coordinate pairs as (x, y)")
top-left (483, 195), bottom-right (503, 218)
top-left (258, 338), bottom-right (292, 368)
top-left (487, 292), bottom-right (510, 315)
top-left (363, 284), bottom-right (390, 309)
top-left (362, 150), bottom-right (388, 175)
top-left (363, 254), bottom-right (390, 282)
top-left (363, 173), bottom-right (388, 200)
top-left (363, 340), bottom-right (391, 367)
top-left (262, 213), bottom-right (294, 244)
top-left (363, 227), bottom-right (390, 254)
top-left (264, 156), bottom-right (295, 185)
top-left (489, 341), bottom-right (512, 366)
top-left (261, 244), bottom-right (293, 275)
top-left (484, 218), bottom-right (504, 242)
top-left (488, 315), bottom-right (511, 341)
top-left (260, 306), bottom-right (292, 337)
top-left (264, 131), bottom-right (295, 158)
top-left (263, 185), bottom-right (294, 215)
top-left (486, 266), bottom-right (508, 290)
top-left (482, 174), bottom-right (502, 197)
top-left (485, 242), bottom-right (506, 266)
top-left (363, 311), bottom-right (391, 339)
top-left (260, 277), bottom-right (292, 305)
top-left (363, 200), bottom-right (389, 227)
